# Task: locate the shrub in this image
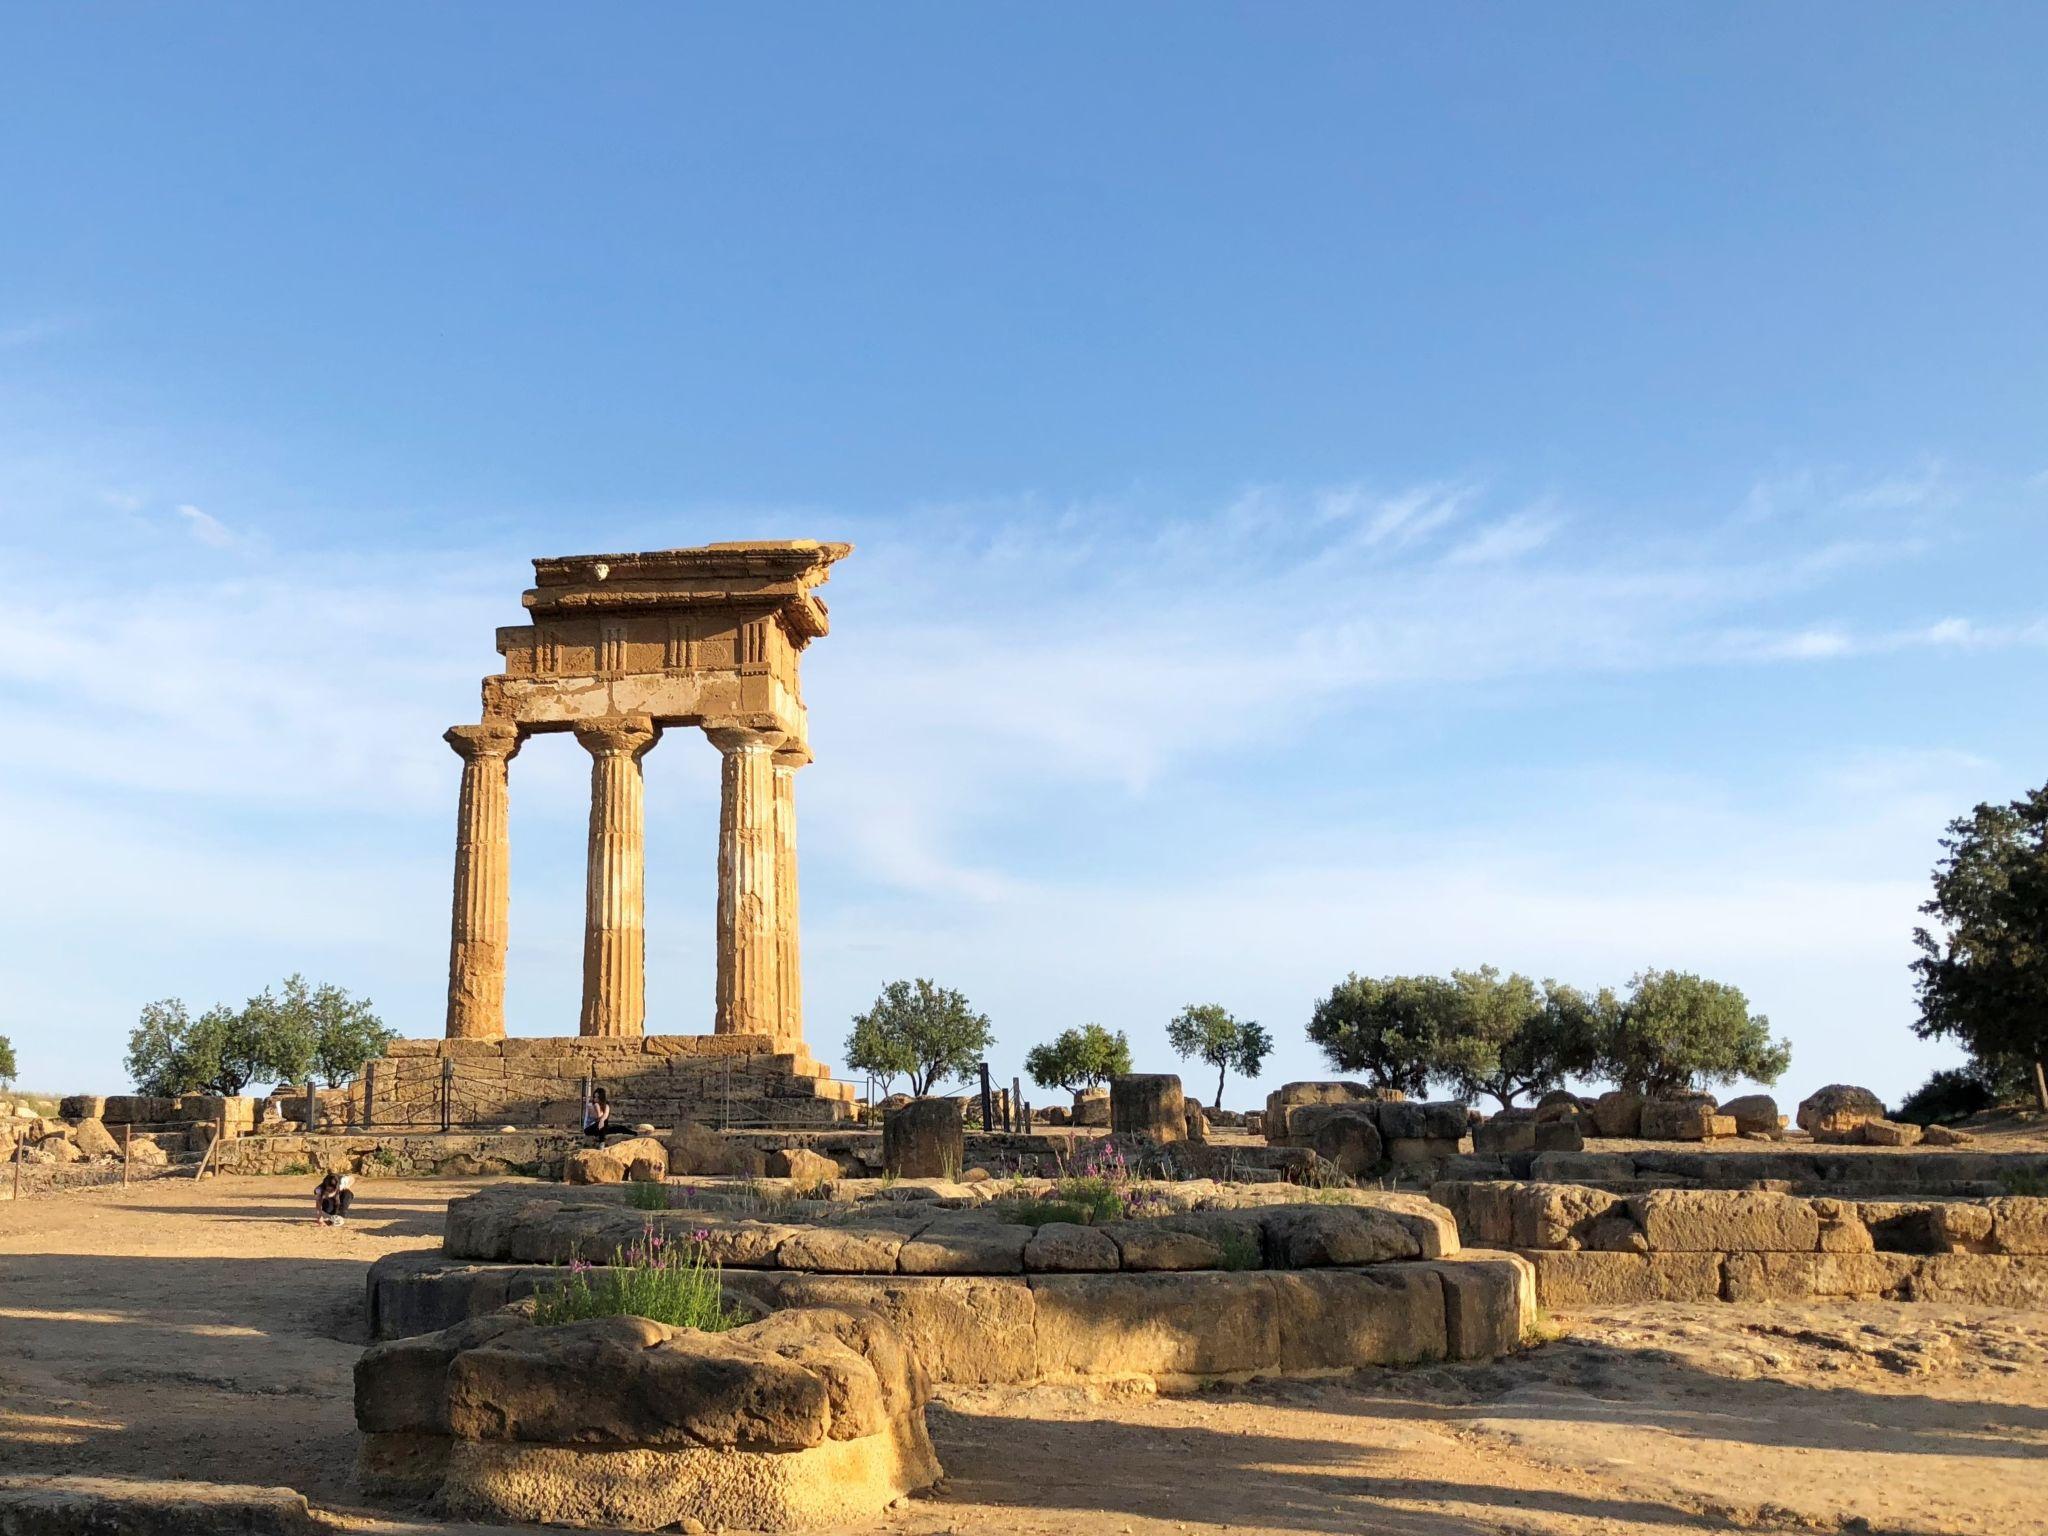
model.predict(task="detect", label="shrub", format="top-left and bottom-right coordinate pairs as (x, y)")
top-left (1216, 1227), bottom-right (1263, 1271)
top-left (625, 1180), bottom-right (672, 1211)
top-left (535, 1221), bottom-right (741, 1332)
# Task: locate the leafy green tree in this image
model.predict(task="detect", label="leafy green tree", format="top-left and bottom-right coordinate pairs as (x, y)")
top-left (126, 997), bottom-right (271, 1097)
top-left (1911, 782), bottom-right (2048, 1110)
top-left (1597, 969), bottom-right (1790, 1097)
top-left (1024, 1023), bottom-right (1133, 1094)
top-left (1166, 1004), bottom-right (1273, 1110)
top-left (244, 974), bottom-right (393, 1086)
top-left (1306, 973), bottom-right (1452, 1096)
top-left (0, 1033), bottom-right (16, 1088)
top-left (1432, 967), bottom-right (1610, 1110)
top-left (845, 978), bottom-right (994, 1097)
top-left (125, 978), bottom-right (391, 1097)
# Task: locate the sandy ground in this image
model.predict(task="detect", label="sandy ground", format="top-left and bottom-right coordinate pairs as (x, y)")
top-left (4, 1176), bottom-right (2047, 1536)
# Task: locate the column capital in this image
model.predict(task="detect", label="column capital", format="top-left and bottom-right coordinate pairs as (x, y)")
top-left (772, 743), bottom-right (812, 771)
top-left (445, 721), bottom-right (522, 762)
top-left (574, 714), bottom-right (660, 759)
top-left (705, 723), bottom-right (785, 755)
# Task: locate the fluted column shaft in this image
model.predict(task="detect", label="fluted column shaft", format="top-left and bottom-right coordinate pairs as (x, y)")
top-left (444, 723), bottom-right (522, 1040)
top-left (710, 726), bottom-right (783, 1037)
top-left (576, 716), bottom-right (659, 1038)
top-left (772, 752), bottom-right (805, 1050)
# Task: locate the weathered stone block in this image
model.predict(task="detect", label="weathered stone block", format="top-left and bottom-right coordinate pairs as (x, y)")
top-left (1269, 1267), bottom-right (1446, 1372)
top-left (1988, 1196), bottom-right (2048, 1255)
top-left (1022, 1222), bottom-right (1121, 1273)
top-left (1858, 1118), bottom-right (1923, 1147)
top-left (1639, 1099), bottom-right (1717, 1141)
top-left (1796, 1083), bottom-right (1886, 1143)
top-left (882, 1098), bottom-right (963, 1179)
top-left (1290, 1105), bottom-right (1383, 1176)
top-left (1472, 1116), bottom-right (1536, 1155)
top-left (1718, 1094), bottom-right (1781, 1137)
top-left (1427, 1253), bottom-right (1536, 1360)
top-left (1525, 1250), bottom-right (1724, 1306)
top-left (1628, 1190), bottom-right (1820, 1253)
top-left (1032, 1271), bottom-right (1275, 1382)
top-left (1586, 1089), bottom-right (1644, 1139)
top-left (1533, 1119), bottom-right (1584, 1153)
top-left (1109, 1074), bottom-right (1185, 1143)
top-left (1511, 1185), bottom-right (1619, 1251)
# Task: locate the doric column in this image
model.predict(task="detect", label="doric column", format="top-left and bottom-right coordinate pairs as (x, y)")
top-left (708, 725), bottom-right (784, 1037)
top-left (444, 722), bottom-right (521, 1040)
top-left (575, 715), bottom-right (659, 1038)
top-left (772, 748), bottom-right (808, 1050)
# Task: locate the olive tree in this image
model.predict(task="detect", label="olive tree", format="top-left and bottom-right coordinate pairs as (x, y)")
top-left (1166, 1003), bottom-right (1273, 1110)
top-left (845, 978), bottom-right (994, 1097)
top-left (1024, 1023), bottom-right (1132, 1094)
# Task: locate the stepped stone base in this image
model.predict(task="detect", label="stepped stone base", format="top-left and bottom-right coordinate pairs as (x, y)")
top-left (356, 1035), bottom-right (857, 1130)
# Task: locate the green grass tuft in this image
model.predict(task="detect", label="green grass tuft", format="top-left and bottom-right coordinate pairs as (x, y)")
top-left (535, 1221), bottom-right (741, 1332)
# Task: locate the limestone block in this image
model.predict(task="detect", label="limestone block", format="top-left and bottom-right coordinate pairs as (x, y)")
top-left (70, 1118), bottom-right (121, 1159)
top-left (895, 1220), bottom-right (1031, 1276)
top-left (1533, 1119), bottom-right (1584, 1153)
top-left (1472, 1116), bottom-right (1537, 1155)
top-left (1988, 1197), bottom-right (2048, 1255)
top-left (1022, 1222), bottom-right (1121, 1273)
top-left (58, 1096), bottom-right (107, 1120)
top-left (1183, 1099), bottom-right (1209, 1143)
top-left (1525, 1250), bottom-right (1725, 1307)
top-left (445, 1314), bottom-right (832, 1451)
top-left (1909, 1254), bottom-right (2048, 1307)
top-left (667, 1124), bottom-right (768, 1178)
top-left (1427, 1253), bottom-right (1536, 1360)
top-left (1628, 1190), bottom-right (1820, 1253)
top-left (1586, 1089), bottom-right (1644, 1139)
top-left (1511, 1185), bottom-right (1620, 1251)
top-left (1263, 1205), bottom-right (1420, 1267)
top-left (766, 1148), bottom-right (840, 1185)
top-left (728, 1273), bottom-right (1039, 1387)
top-left (0, 1476), bottom-right (320, 1536)
top-left (1031, 1271), bottom-right (1276, 1382)
top-left (777, 1225), bottom-right (909, 1274)
top-left (1268, 1267), bottom-right (1446, 1372)
top-left (882, 1098), bottom-right (964, 1179)
top-left (1858, 1200), bottom-right (1994, 1254)
top-left (564, 1148), bottom-right (626, 1185)
top-left (1528, 1151), bottom-right (1636, 1183)
top-left (1857, 1118), bottom-right (1923, 1147)
top-left (1639, 1099), bottom-right (1717, 1141)
top-left (1706, 1114), bottom-right (1738, 1138)
top-left (1109, 1074), bottom-right (1185, 1144)
top-left (1428, 1180), bottom-right (1519, 1250)
top-left (1920, 1123), bottom-right (1974, 1146)
top-left (602, 1135), bottom-right (668, 1182)
top-left (1385, 1135), bottom-right (1464, 1166)
top-left (356, 1312), bottom-right (537, 1434)
top-left (1071, 1088), bottom-right (1110, 1127)
top-left (1290, 1104), bottom-right (1383, 1176)
top-left (1718, 1094), bottom-right (1781, 1137)
top-left (435, 1411), bottom-right (940, 1533)
top-left (1796, 1083), bottom-right (1887, 1143)
top-left (1105, 1222), bottom-right (1226, 1271)
top-left (1721, 1251), bottom-right (1920, 1303)
top-left (100, 1095), bottom-right (177, 1124)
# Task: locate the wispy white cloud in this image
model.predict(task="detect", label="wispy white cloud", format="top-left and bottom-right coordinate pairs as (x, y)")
top-left (174, 503), bottom-right (237, 549)
top-left (0, 315), bottom-right (79, 349)
top-left (1442, 504), bottom-right (1563, 565)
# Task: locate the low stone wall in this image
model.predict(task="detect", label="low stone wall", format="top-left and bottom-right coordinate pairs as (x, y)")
top-left (0, 1476), bottom-right (317, 1536)
top-left (356, 1301), bottom-right (939, 1531)
top-left (365, 1249), bottom-right (1533, 1383)
top-left (214, 1131), bottom-right (578, 1178)
top-left (355, 1035), bottom-right (856, 1130)
top-left (1444, 1145), bottom-right (2048, 1197)
top-left (1432, 1180), bottom-right (2048, 1308)
top-left (440, 1181), bottom-right (1462, 1273)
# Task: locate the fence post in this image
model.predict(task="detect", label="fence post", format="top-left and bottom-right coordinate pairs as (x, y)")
top-left (305, 1079), bottom-right (318, 1137)
top-left (363, 1061), bottom-right (376, 1130)
top-left (14, 1134), bottom-right (23, 1200)
top-left (1009, 1077), bottom-right (1021, 1134)
top-left (122, 1123), bottom-right (131, 1188)
top-left (978, 1062), bottom-right (993, 1134)
top-left (440, 1058), bottom-right (454, 1134)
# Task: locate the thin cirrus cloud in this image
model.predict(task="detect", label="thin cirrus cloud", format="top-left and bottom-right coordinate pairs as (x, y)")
top-left (174, 503), bottom-right (237, 549)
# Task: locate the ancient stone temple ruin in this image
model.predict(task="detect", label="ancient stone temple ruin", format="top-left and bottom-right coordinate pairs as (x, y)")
top-left (355, 542), bottom-right (860, 1129)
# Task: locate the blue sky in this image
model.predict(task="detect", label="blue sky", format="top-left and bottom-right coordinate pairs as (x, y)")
top-left (2, 5), bottom-right (2044, 1110)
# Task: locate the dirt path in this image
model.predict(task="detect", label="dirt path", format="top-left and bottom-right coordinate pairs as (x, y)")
top-left (4, 1177), bottom-right (2046, 1535)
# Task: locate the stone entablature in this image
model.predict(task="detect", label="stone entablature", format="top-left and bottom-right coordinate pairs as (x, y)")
top-left (443, 541), bottom-right (848, 1048)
